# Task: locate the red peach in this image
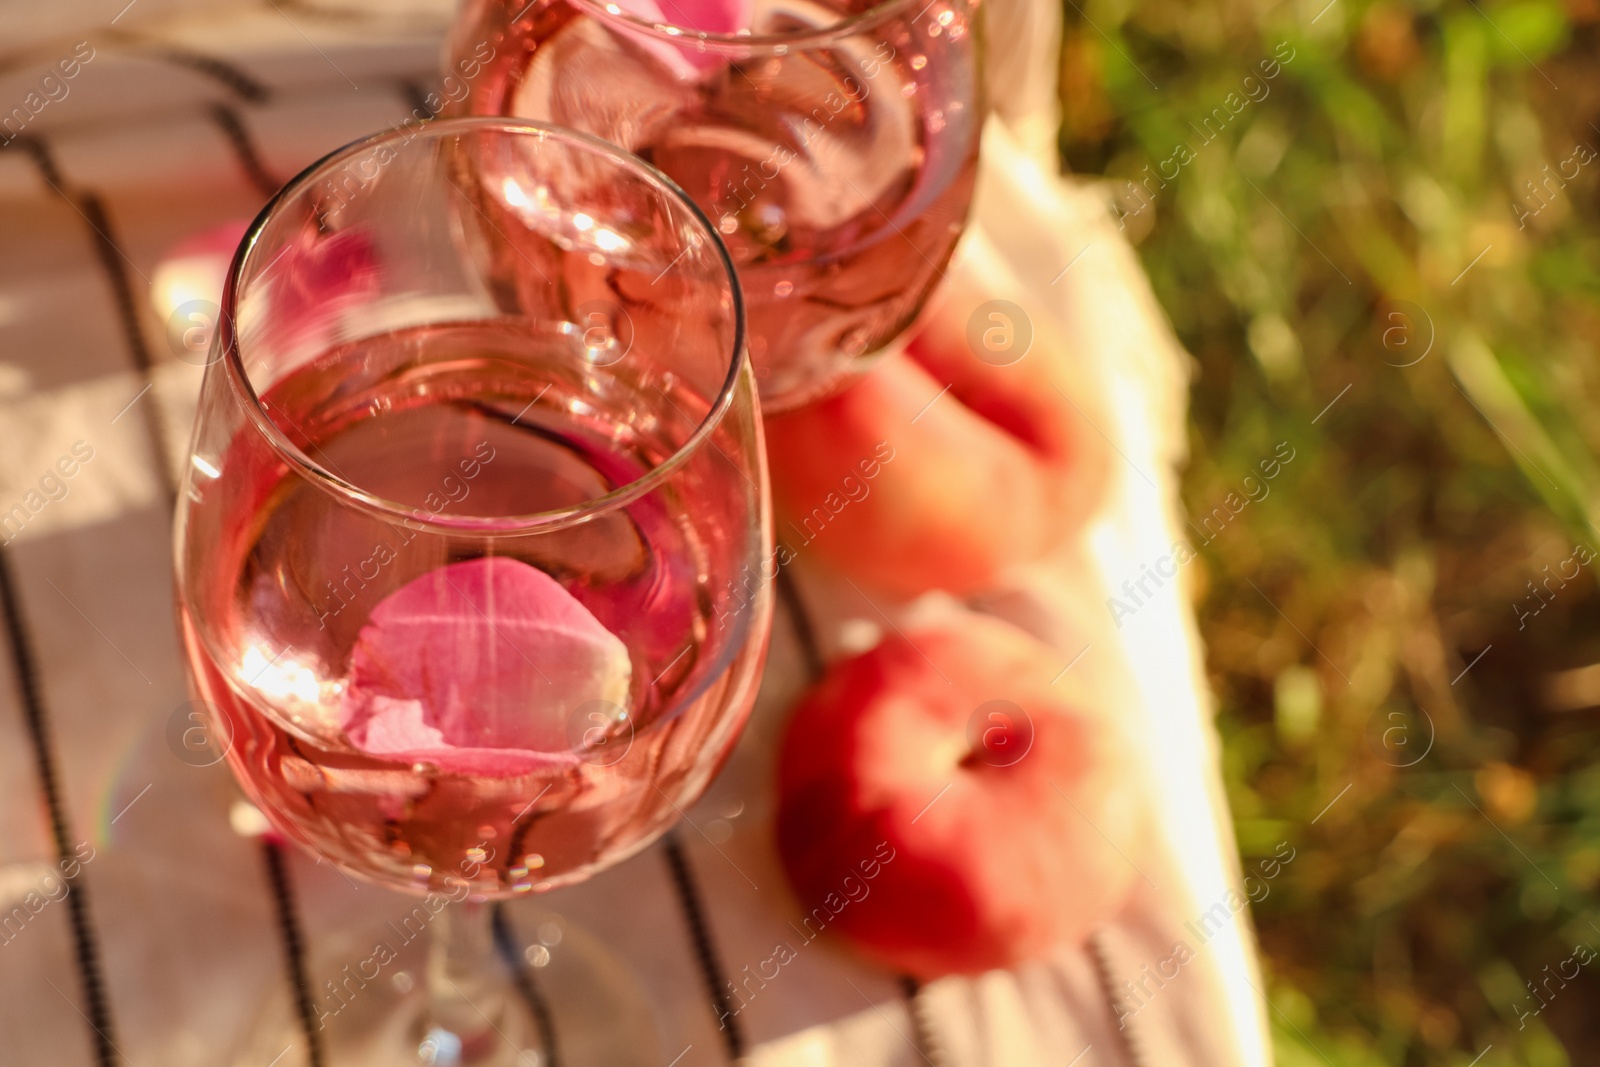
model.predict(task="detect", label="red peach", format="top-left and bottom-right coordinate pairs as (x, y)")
top-left (775, 613), bottom-right (1145, 979)
top-left (763, 263), bottom-right (1110, 598)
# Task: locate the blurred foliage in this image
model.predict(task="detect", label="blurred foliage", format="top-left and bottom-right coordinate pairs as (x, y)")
top-left (1059, 0), bottom-right (1600, 1061)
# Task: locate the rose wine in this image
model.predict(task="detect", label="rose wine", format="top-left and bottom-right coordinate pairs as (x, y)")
top-left (449, 0), bottom-right (982, 408)
top-left (180, 319), bottom-right (765, 896)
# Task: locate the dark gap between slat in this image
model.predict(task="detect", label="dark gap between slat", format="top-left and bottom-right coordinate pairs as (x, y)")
top-left (0, 550), bottom-right (120, 1066)
top-left (262, 839), bottom-right (326, 1067)
top-left (662, 831), bottom-right (746, 1060)
top-left (896, 975), bottom-right (947, 1067)
top-left (12, 136), bottom-right (177, 502)
top-left (1090, 928), bottom-right (1150, 1067)
top-left (208, 103), bottom-right (281, 198)
top-left (128, 39), bottom-right (273, 103)
top-left (491, 902), bottom-right (563, 1067)
top-left (398, 78), bottom-right (434, 121)
top-left (774, 565), bottom-right (824, 684)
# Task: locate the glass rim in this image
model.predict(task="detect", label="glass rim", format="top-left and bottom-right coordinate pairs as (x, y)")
top-left (218, 116), bottom-right (748, 536)
top-left (572, 0), bottom-right (925, 50)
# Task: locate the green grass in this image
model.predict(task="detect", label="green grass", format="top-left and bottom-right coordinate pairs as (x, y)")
top-left (1059, 0), bottom-right (1600, 1060)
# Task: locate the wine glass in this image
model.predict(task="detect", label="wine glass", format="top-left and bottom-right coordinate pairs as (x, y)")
top-left (447, 0), bottom-right (984, 410)
top-left (174, 117), bottom-right (771, 1065)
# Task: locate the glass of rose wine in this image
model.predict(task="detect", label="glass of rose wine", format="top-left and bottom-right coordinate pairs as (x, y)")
top-left (175, 117), bottom-right (771, 1065)
top-left (447, 0), bottom-right (983, 410)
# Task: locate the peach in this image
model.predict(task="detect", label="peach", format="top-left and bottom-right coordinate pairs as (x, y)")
top-left (775, 613), bottom-right (1145, 979)
top-left (763, 258), bottom-right (1110, 598)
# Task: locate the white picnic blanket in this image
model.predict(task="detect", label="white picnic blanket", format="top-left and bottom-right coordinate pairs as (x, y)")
top-left (0, 1), bottom-right (1270, 1064)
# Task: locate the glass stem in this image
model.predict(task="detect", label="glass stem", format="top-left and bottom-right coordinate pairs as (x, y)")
top-left (422, 900), bottom-right (517, 1066)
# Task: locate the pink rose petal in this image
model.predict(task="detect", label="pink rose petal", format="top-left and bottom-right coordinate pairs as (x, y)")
top-left (154, 218), bottom-right (382, 384)
top-left (340, 557), bottom-right (633, 776)
top-left (351, 696), bottom-right (447, 753)
top-left (611, 0), bottom-right (753, 79)
top-left (621, 0), bottom-right (751, 37)
top-left (261, 227), bottom-right (380, 355)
